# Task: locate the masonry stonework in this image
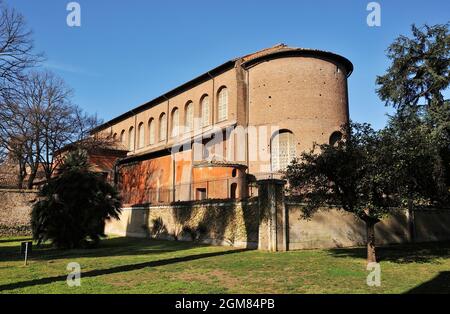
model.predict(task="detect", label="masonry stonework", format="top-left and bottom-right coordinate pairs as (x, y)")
top-left (105, 202), bottom-right (450, 250)
top-left (105, 180), bottom-right (450, 251)
top-left (247, 56), bottom-right (349, 174)
top-left (105, 200), bottom-right (260, 248)
top-left (0, 189), bottom-right (37, 236)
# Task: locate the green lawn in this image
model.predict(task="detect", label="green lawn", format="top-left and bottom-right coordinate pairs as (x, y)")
top-left (0, 236), bottom-right (449, 294)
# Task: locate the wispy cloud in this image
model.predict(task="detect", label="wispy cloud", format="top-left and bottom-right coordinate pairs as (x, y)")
top-left (43, 61), bottom-right (101, 77)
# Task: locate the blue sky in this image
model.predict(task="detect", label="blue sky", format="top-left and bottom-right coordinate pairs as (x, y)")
top-left (9, 0), bottom-right (450, 130)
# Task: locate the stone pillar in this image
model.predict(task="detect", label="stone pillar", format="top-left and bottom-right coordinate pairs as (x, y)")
top-left (257, 179), bottom-right (287, 251)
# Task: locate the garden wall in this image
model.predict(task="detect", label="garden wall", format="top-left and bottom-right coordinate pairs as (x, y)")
top-left (414, 209), bottom-right (450, 242)
top-left (286, 205), bottom-right (450, 250)
top-left (105, 200), bottom-right (260, 248)
top-left (0, 189), bottom-right (37, 236)
top-left (3, 181), bottom-right (449, 249)
top-left (106, 185), bottom-right (450, 251)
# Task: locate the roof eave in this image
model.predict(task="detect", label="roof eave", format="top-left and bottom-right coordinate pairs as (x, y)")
top-left (241, 48), bottom-right (354, 77)
top-left (90, 59), bottom-right (236, 134)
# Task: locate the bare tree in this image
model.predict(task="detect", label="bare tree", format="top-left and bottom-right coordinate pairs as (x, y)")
top-left (35, 72), bottom-right (108, 181)
top-left (1, 71), bottom-right (107, 188)
top-left (0, 2), bottom-right (42, 92)
top-left (0, 87), bottom-right (32, 188)
top-left (0, 1), bottom-right (42, 188)
top-left (0, 4), bottom-right (108, 189)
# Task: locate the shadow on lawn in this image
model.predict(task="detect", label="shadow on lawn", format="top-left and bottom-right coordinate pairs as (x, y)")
top-left (327, 241), bottom-right (450, 264)
top-left (405, 271), bottom-right (450, 294)
top-left (0, 248), bottom-right (248, 292)
top-left (0, 237), bottom-right (207, 263)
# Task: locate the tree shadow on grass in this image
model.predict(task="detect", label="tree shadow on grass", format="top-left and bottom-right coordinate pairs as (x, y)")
top-left (0, 237), bottom-right (211, 263)
top-left (0, 248), bottom-right (248, 292)
top-left (405, 271), bottom-right (450, 294)
top-left (327, 241), bottom-right (450, 264)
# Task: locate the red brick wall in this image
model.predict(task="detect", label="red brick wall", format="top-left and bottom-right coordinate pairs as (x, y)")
top-left (119, 154), bottom-right (173, 205)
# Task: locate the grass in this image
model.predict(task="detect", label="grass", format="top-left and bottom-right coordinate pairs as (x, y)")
top-left (0, 236), bottom-right (449, 294)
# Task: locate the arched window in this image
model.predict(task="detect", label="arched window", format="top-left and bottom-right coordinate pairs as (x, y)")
top-left (329, 131), bottom-right (343, 146)
top-left (185, 101), bottom-right (193, 132)
top-left (200, 95), bottom-right (210, 127)
top-left (271, 130), bottom-right (296, 172)
top-left (120, 130), bottom-right (125, 144)
top-left (128, 126), bottom-right (135, 151)
top-left (112, 133), bottom-right (117, 140)
top-left (171, 108), bottom-right (179, 137)
top-left (217, 87), bottom-right (228, 122)
top-left (137, 122), bottom-right (144, 149)
top-left (148, 118), bottom-right (155, 145)
top-left (159, 113), bottom-right (167, 141)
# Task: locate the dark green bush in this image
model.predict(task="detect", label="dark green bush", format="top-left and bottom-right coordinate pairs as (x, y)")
top-left (31, 150), bottom-right (122, 249)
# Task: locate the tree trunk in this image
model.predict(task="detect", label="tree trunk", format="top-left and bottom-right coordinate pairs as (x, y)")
top-left (17, 166), bottom-right (25, 189)
top-left (17, 174), bottom-right (24, 189)
top-left (366, 220), bottom-right (377, 263)
top-left (26, 165), bottom-right (38, 189)
top-left (44, 168), bottom-right (52, 183)
top-left (16, 157), bottom-right (27, 189)
top-left (407, 198), bottom-right (415, 242)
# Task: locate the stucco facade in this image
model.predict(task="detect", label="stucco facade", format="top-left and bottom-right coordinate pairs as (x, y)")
top-left (92, 44), bottom-right (353, 205)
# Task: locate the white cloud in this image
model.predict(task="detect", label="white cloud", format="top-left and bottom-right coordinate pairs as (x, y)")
top-left (44, 61), bottom-right (101, 77)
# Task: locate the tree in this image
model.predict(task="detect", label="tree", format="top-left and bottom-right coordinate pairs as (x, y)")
top-left (285, 23), bottom-right (449, 264)
top-left (376, 23), bottom-right (449, 178)
top-left (0, 71), bottom-right (107, 188)
top-left (0, 4), bottom-right (105, 189)
top-left (376, 23), bottom-right (450, 230)
top-left (31, 149), bottom-right (122, 249)
top-left (376, 23), bottom-right (450, 113)
top-left (0, 2), bottom-right (42, 92)
top-left (286, 123), bottom-right (396, 263)
top-left (379, 110), bottom-right (450, 241)
top-left (16, 71), bottom-right (104, 183)
top-left (0, 86), bottom-right (34, 188)
top-left (0, 2), bottom-right (41, 187)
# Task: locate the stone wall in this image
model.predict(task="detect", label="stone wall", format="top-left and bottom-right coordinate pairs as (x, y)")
top-left (287, 205), bottom-right (406, 250)
top-left (286, 204), bottom-right (450, 250)
top-left (105, 200), bottom-right (259, 248)
top-left (414, 209), bottom-right (450, 242)
top-left (106, 197), bottom-right (450, 251)
top-left (0, 189), bottom-right (37, 236)
top-left (4, 180), bottom-right (449, 249)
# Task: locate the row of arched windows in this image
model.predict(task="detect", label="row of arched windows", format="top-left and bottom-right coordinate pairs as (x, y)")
top-left (113, 87), bottom-right (229, 150)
